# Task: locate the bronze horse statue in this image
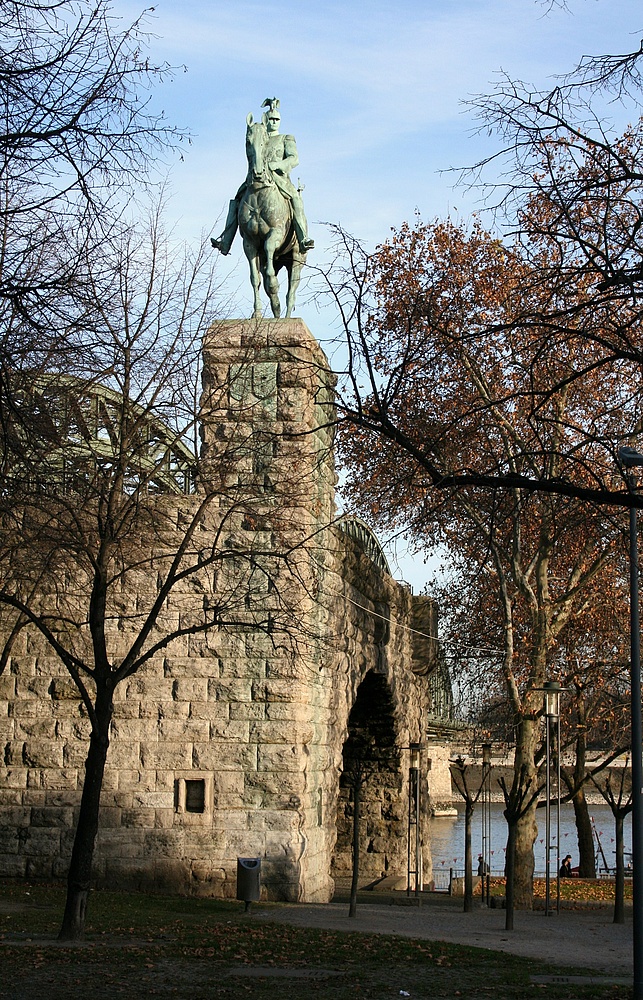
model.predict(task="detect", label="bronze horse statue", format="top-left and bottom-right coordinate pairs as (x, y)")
top-left (238, 114), bottom-right (306, 319)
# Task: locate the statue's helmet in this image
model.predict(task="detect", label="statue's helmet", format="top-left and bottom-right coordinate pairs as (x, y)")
top-left (261, 97), bottom-right (281, 130)
top-left (261, 97), bottom-right (280, 113)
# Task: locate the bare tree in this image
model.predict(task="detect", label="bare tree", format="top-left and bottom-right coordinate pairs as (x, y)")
top-left (450, 756), bottom-right (490, 913)
top-left (0, 206), bottom-right (319, 940)
top-left (591, 762), bottom-right (633, 924)
top-left (464, 28), bottom-right (643, 368)
top-left (0, 0), bottom-right (184, 379)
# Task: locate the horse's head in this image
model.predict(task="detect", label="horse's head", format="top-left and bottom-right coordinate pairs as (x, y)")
top-left (245, 113), bottom-right (271, 184)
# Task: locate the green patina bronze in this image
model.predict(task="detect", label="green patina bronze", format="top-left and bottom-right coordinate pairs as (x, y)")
top-left (211, 98), bottom-right (313, 319)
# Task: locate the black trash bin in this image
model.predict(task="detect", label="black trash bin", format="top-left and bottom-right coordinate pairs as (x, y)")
top-left (236, 857), bottom-right (261, 906)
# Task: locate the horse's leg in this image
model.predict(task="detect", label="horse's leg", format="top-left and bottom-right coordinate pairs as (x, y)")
top-left (263, 230), bottom-right (284, 318)
top-left (285, 256), bottom-right (303, 318)
top-left (244, 242), bottom-right (263, 317)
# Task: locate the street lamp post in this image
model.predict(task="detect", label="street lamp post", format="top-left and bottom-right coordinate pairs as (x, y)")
top-left (618, 446), bottom-right (643, 1000)
top-left (542, 681), bottom-right (561, 917)
top-left (407, 742), bottom-right (424, 899)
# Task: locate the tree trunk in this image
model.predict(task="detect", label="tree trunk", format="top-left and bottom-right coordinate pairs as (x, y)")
top-left (513, 798), bottom-right (537, 908)
top-left (505, 820), bottom-right (516, 931)
top-left (573, 787), bottom-right (596, 878)
top-left (349, 778), bottom-right (361, 918)
top-left (512, 716), bottom-right (539, 910)
top-left (614, 812), bottom-right (625, 925)
top-left (464, 801), bottom-right (474, 912)
top-left (569, 720), bottom-right (596, 878)
top-left (58, 684), bottom-right (113, 941)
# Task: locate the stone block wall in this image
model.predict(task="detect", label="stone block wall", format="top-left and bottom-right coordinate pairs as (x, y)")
top-left (324, 528), bottom-right (435, 886)
top-left (0, 318), bottom-right (444, 900)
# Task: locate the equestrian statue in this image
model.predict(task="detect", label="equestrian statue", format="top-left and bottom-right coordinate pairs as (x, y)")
top-left (211, 98), bottom-right (314, 319)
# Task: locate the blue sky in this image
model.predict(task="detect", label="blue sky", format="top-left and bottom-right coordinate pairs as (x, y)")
top-left (112, 0), bottom-right (642, 587)
top-left (117, 0), bottom-right (643, 246)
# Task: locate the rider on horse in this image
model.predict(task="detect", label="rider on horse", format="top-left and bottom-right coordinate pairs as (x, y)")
top-left (211, 98), bottom-right (314, 257)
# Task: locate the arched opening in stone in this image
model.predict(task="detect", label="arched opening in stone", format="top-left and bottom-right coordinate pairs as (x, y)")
top-left (331, 670), bottom-right (405, 886)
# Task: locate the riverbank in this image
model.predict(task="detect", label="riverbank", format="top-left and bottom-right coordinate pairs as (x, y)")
top-left (429, 800), bottom-right (631, 882)
top-left (449, 762), bottom-right (631, 805)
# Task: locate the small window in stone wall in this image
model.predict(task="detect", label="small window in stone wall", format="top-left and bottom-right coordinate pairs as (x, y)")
top-left (185, 779), bottom-right (205, 813)
top-left (174, 772), bottom-right (213, 824)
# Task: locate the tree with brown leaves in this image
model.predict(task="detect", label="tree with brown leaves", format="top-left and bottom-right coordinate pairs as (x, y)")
top-left (330, 218), bottom-right (635, 909)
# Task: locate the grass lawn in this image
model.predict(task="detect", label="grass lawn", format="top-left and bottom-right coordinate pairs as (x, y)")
top-left (0, 881), bottom-right (632, 1000)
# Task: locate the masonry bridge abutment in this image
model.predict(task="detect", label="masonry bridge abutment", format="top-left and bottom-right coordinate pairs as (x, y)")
top-left (0, 318), bottom-right (451, 901)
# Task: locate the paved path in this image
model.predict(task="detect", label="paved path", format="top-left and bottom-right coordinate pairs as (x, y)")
top-left (255, 896), bottom-right (632, 977)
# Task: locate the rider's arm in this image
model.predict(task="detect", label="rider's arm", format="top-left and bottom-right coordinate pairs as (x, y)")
top-left (271, 134), bottom-right (299, 176)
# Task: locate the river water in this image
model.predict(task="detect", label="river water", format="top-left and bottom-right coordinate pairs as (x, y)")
top-left (429, 802), bottom-right (631, 886)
